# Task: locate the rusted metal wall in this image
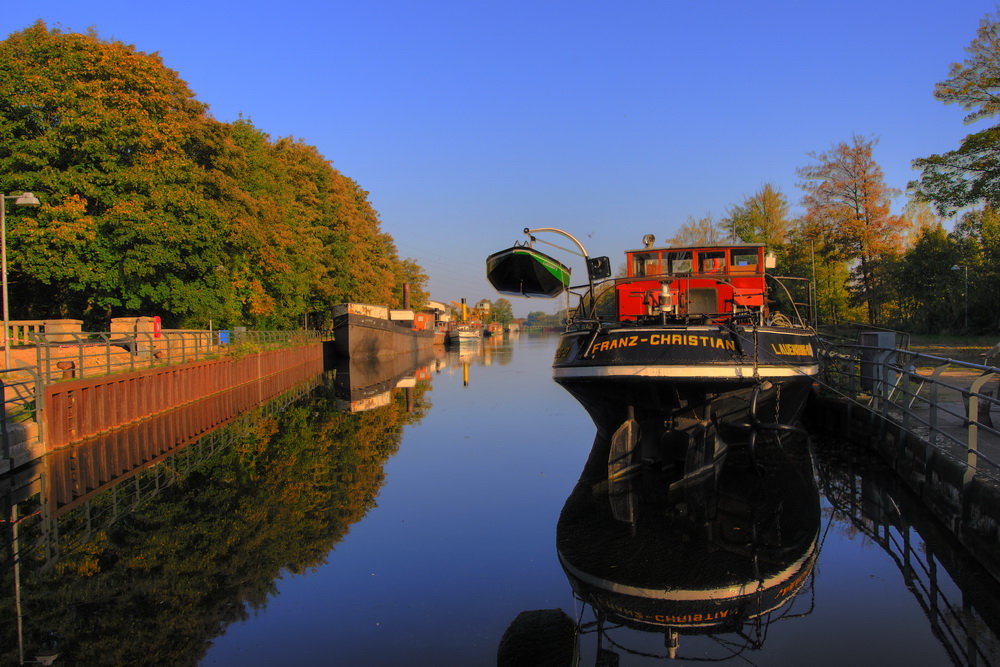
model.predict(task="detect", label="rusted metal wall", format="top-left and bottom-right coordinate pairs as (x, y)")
top-left (43, 343), bottom-right (323, 449)
top-left (44, 360), bottom-right (322, 518)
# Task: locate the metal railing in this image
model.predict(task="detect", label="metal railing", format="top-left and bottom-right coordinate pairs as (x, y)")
top-left (818, 339), bottom-right (1000, 483)
top-left (0, 367), bottom-right (43, 467)
top-left (24, 329), bottom-right (320, 384)
top-left (0, 329), bottom-right (323, 471)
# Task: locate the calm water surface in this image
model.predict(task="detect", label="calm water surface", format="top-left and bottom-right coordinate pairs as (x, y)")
top-left (3, 334), bottom-right (1000, 666)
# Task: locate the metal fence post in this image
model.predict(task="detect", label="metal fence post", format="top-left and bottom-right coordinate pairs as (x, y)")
top-left (965, 372), bottom-right (998, 491)
top-left (0, 378), bottom-right (8, 463)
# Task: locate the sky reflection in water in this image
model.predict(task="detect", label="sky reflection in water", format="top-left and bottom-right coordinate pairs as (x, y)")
top-left (5, 334), bottom-right (995, 665)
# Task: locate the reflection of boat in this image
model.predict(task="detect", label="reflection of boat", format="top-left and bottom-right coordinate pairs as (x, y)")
top-left (500, 433), bottom-right (820, 664)
top-left (332, 303), bottom-right (436, 359)
top-left (334, 347), bottom-right (437, 412)
top-left (487, 228), bottom-right (819, 474)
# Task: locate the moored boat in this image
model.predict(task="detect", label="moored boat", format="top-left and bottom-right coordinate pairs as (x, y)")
top-left (446, 321), bottom-right (483, 346)
top-left (486, 227), bottom-right (820, 475)
top-left (333, 303), bottom-right (436, 359)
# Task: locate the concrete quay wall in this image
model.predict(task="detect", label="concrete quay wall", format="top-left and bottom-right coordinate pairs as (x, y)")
top-left (809, 396), bottom-right (1000, 582)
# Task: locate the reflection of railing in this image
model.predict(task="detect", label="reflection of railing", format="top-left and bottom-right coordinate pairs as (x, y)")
top-left (818, 341), bottom-right (1000, 484)
top-left (818, 456), bottom-right (1000, 664)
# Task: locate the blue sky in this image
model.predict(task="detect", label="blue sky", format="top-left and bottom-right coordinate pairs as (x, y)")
top-left (4, 1), bottom-right (996, 316)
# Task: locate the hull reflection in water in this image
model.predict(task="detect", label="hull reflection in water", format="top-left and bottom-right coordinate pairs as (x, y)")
top-left (500, 433), bottom-right (820, 664)
top-left (334, 346), bottom-right (440, 412)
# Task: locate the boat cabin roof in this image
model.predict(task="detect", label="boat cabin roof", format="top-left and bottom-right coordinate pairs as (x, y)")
top-left (623, 243), bottom-right (772, 279)
top-left (624, 242), bottom-right (766, 254)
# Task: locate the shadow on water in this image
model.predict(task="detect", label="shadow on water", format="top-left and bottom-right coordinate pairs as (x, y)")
top-left (500, 424), bottom-right (1000, 666)
top-left (0, 353), bottom-right (435, 666)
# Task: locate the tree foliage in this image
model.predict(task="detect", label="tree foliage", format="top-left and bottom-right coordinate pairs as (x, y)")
top-left (911, 13), bottom-right (1000, 214)
top-left (722, 183), bottom-right (790, 248)
top-left (0, 22), bottom-right (426, 329)
top-left (797, 135), bottom-right (907, 324)
top-left (665, 215), bottom-right (725, 245)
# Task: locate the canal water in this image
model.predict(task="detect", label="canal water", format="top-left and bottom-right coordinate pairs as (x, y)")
top-left (3, 334), bottom-right (1000, 666)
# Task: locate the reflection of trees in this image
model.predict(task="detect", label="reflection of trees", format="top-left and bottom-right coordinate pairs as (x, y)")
top-left (1, 374), bottom-right (430, 665)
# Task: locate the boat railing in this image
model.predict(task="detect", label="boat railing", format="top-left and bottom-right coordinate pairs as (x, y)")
top-left (766, 274), bottom-right (815, 328)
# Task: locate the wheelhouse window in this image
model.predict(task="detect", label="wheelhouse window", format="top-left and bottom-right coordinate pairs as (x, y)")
top-left (698, 251), bottom-right (726, 273)
top-left (665, 251), bottom-right (692, 274)
top-left (631, 252), bottom-right (661, 277)
top-left (730, 248), bottom-right (759, 272)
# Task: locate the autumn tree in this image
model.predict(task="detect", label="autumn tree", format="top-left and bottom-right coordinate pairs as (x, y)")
top-left (721, 183), bottom-right (791, 248)
top-left (797, 135), bottom-right (907, 324)
top-left (0, 22), bottom-right (211, 324)
top-left (911, 12), bottom-right (1000, 213)
top-left (0, 22), bottom-right (424, 329)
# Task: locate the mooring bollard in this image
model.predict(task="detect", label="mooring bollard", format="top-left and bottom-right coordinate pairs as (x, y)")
top-left (56, 360), bottom-right (76, 379)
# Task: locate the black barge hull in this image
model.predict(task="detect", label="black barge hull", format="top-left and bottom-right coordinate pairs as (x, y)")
top-left (552, 324), bottom-right (819, 441)
top-left (333, 304), bottom-right (436, 359)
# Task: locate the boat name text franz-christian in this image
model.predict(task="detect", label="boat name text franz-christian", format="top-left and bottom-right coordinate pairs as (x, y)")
top-left (595, 596), bottom-right (735, 625)
top-left (589, 334), bottom-right (739, 354)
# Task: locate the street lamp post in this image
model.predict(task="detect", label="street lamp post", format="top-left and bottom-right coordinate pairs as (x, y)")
top-left (0, 192), bottom-right (41, 369)
top-left (951, 264), bottom-right (968, 331)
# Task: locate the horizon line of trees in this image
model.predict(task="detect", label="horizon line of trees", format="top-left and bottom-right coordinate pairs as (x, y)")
top-left (0, 22), bottom-right (429, 331)
top-left (8, 14), bottom-right (1000, 336)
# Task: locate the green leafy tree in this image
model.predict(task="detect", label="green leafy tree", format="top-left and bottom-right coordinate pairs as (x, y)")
top-left (911, 12), bottom-right (1000, 214)
top-left (0, 22), bottom-right (213, 325)
top-left (781, 221), bottom-right (859, 326)
top-left (492, 297), bottom-right (514, 325)
top-left (948, 206), bottom-right (1000, 331)
top-left (890, 224), bottom-right (965, 332)
top-left (722, 183), bottom-right (791, 248)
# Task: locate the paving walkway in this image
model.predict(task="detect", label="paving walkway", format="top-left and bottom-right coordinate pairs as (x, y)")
top-left (887, 366), bottom-right (1000, 480)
